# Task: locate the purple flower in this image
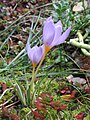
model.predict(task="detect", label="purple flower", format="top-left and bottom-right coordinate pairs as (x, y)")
top-left (43, 16), bottom-right (71, 49)
top-left (26, 43), bottom-right (44, 67)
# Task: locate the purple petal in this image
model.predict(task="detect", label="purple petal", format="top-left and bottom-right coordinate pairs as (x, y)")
top-left (46, 16), bottom-right (52, 22)
top-left (54, 26), bottom-right (71, 46)
top-left (26, 43), bottom-right (33, 61)
top-left (26, 42), bottom-right (31, 52)
top-left (43, 20), bottom-right (55, 46)
top-left (50, 26), bottom-right (62, 47)
top-left (26, 43), bottom-right (44, 64)
top-left (33, 46), bottom-right (43, 64)
top-left (55, 20), bottom-right (62, 33)
top-left (40, 44), bottom-right (45, 55)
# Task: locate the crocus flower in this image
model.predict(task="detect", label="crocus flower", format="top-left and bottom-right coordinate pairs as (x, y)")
top-left (26, 43), bottom-right (44, 67)
top-left (43, 16), bottom-right (71, 53)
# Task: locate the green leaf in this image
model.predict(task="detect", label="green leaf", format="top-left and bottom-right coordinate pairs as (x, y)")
top-left (15, 83), bottom-right (26, 106)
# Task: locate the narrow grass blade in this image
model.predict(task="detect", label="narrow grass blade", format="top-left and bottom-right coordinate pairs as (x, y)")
top-left (0, 28), bottom-right (16, 51)
top-left (15, 83), bottom-right (26, 106)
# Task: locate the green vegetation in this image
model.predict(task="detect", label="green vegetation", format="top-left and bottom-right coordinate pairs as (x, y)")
top-left (0, 0), bottom-right (90, 120)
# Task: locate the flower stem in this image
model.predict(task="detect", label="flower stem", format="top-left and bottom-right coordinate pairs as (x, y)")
top-left (35, 45), bottom-right (50, 75)
top-left (30, 45), bottom-right (51, 104)
top-left (30, 65), bottom-right (36, 104)
top-left (30, 65), bottom-right (35, 94)
top-left (35, 53), bottom-right (45, 75)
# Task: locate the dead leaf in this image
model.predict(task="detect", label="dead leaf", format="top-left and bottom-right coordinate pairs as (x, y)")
top-left (60, 94), bottom-right (74, 101)
top-left (73, 1), bottom-right (87, 12)
top-left (1, 83), bottom-right (7, 92)
top-left (67, 75), bottom-right (86, 85)
top-left (60, 89), bottom-right (78, 101)
top-left (84, 85), bottom-right (90, 94)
